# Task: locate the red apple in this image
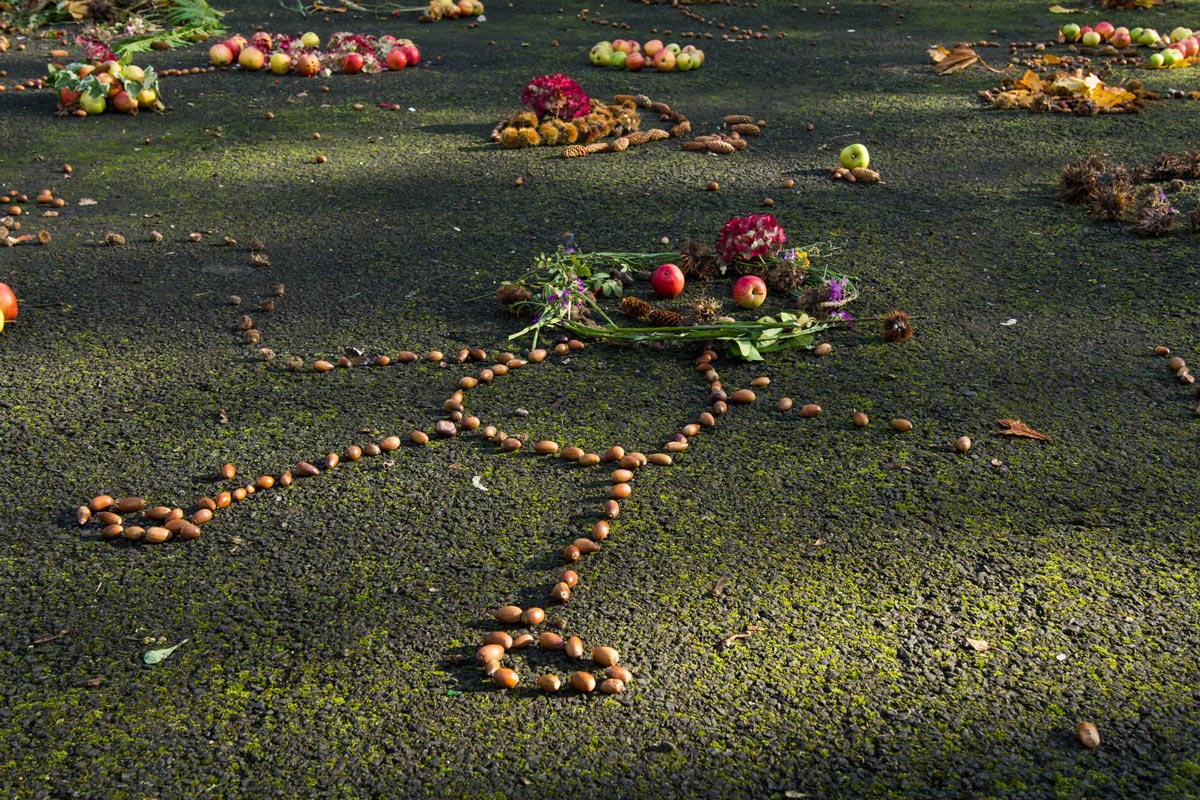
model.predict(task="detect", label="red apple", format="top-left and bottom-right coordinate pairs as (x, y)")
top-left (1094, 21), bottom-right (1115, 40)
top-left (1182, 36), bottom-right (1199, 58)
top-left (651, 264), bottom-right (685, 299)
top-left (625, 51), bottom-right (646, 71)
top-left (0, 282), bottom-right (17, 321)
top-left (386, 47), bottom-right (408, 70)
top-left (342, 52), bottom-right (364, 73)
top-left (224, 35), bottom-right (246, 59)
top-left (58, 87), bottom-right (81, 106)
top-left (1110, 28), bottom-right (1132, 48)
top-left (732, 275), bottom-right (767, 309)
top-left (399, 43), bottom-right (420, 66)
top-left (111, 90), bottom-right (137, 114)
top-left (653, 49), bottom-right (676, 72)
top-left (643, 39), bottom-right (664, 57)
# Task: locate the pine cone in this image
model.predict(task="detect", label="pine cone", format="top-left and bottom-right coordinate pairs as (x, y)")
top-left (562, 145), bottom-right (590, 159)
top-left (723, 114), bottom-right (754, 125)
top-left (706, 140), bottom-right (736, 155)
top-left (670, 121), bottom-right (692, 138)
top-left (619, 296), bottom-right (652, 320)
top-left (681, 141), bottom-right (708, 151)
top-left (649, 101), bottom-right (672, 115)
top-left (645, 129), bottom-right (670, 141)
top-left (647, 309), bottom-right (684, 327)
top-left (624, 130), bottom-right (656, 146)
top-left (731, 123), bottom-right (760, 137)
top-left (850, 167), bottom-right (882, 184)
top-left (610, 137), bottom-right (630, 152)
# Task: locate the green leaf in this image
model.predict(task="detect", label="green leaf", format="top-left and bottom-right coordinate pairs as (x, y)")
top-left (143, 639), bottom-right (189, 664)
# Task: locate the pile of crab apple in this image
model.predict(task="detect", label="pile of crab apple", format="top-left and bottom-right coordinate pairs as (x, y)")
top-left (651, 264), bottom-right (766, 309)
top-left (1061, 21), bottom-right (1200, 67)
top-left (589, 39), bottom-right (705, 72)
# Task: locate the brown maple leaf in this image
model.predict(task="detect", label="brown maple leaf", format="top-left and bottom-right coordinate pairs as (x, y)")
top-left (997, 419), bottom-right (1052, 441)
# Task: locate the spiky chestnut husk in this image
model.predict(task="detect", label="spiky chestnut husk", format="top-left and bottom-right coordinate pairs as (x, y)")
top-left (647, 309), bottom-right (684, 327)
top-left (765, 262), bottom-right (808, 293)
top-left (1133, 201), bottom-right (1175, 238)
top-left (499, 127), bottom-right (522, 149)
top-left (496, 283), bottom-right (533, 314)
top-left (1087, 179), bottom-right (1135, 222)
top-left (516, 127), bottom-right (541, 147)
top-left (881, 311), bottom-right (914, 344)
top-left (1060, 160), bottom-right (1102, 203)
top-left (619, 296), bottom-right (652, 320)
top-left (678, 238), bottom-right (721, 280)
top-left (538, 121), bottom-right (563, 146)
top-left (689, 294), bottom-right (724, 325)
top-left (1167, 178), bottom-right (1187, 194)
top-left (1152, 153), bottom-right (1184, 179)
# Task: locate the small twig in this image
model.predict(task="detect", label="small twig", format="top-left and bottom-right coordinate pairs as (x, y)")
top-left (720, 625), bottom-right (765, 649)
top-left (339, 292), bottom-right (362, 303)
top-left (192, 290), bottom-right (214, 298)
top-left (31, 629), bottom-right (70, 646)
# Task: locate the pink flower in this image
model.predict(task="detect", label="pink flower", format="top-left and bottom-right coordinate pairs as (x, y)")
top-left (715, 214), bottom-right (787, 264)
top-left (521, 74), bottom-right (590, 121)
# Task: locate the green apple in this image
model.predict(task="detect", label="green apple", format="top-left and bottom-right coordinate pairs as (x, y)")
top-left (1160, 48), bottom-right (1179, 66)
top-left (675, 51), bottom-right (694, 71)
top-left (589, 44), bottom-right (612, 66)
top-left (1130, 27), bottom-right (1143, 41)
top-left (301, 31), bottom-right (321, 48)
top-left (1061, 23), bottom-right (1081, 42)
top-left (1137, 28), bottom-right (1159, 46)
top-left (1170, 27), bottom-right (1192, 42)
top-left (608, 50), bottom-right (627, 69)
top-left (269, 51), bottom-right (292, 74)
top-left (1148, 51), bottom-right (1165, 67)
top-left (665, 42), bottom-right (682, 56)
top-left (1081, 31), bottom-right (1102, 47)
top-left (80, 91), bottom-right (106, 115)
top-left (839, 143), bottom-right (869, 170)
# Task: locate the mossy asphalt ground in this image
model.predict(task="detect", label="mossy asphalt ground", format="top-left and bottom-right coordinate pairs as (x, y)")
top-left (1, 0), bottom-right (1199, 797)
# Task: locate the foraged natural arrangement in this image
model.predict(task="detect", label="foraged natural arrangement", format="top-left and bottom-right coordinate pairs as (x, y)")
top-left (588, 38), bottom-right (706, 72)
top-left (495, 218), bottom-right (859, 360)
top-left (1060, 150), bottom-right (1200, 237)
top-left (50, 57), bottom-right (163, 115)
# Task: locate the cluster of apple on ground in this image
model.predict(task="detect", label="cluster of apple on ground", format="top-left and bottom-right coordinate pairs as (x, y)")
top-left (208, 31), bottom-right (421, 76)
top-left (1061, 21), bottom-right (1200, 68)
top-left (588, 39), bottom-right (706, 73)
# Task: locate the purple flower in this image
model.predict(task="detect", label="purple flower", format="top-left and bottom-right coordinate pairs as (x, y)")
top-left (831, 310), bottom-right (854, 326)
top-left (827, 278), bottom-right (848, 304)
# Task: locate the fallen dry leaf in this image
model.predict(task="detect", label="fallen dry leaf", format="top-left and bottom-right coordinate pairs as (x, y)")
top-left (929, 44), bottom-right (1008, 74)
top-left (1047, 4), bottom-right (1082, 12)
top-left (997, 419), bottom-right (1052, 441)
top-left (966, 637), bottom-right (991, 652)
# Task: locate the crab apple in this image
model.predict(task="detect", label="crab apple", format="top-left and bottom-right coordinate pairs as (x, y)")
top-left (1094, 21), bottom-right (1115, 40)
top-left (653, 49), bottom-right (676, 71)
top-left (675, 51), bottom-right (695, 71)
top-left (1081, 31), bottom-right (1102, 47)
top-left (0, 282), bottom-right (17, 321)
top-left (625, 51), bottom-right (646, 71)
top-left (1170, 27), bottom-right (1193, 43)
top-left (137, 87), bottom-right (157, 108)
top-left (295, 53), bottom-right (320, 76)
top-left (643, 39), bottom-right (664, 57)
top-left (342, 52), bottom-right (364, 73)
top-left (1061, 23), bottom-right (1081, 42)
top-left (58, 87), bottom-right (81, 105)
top-left (301, 31), bottom-right (321, 48)
top-left (209, 43), bottom-right (233, 66)
top-left (1137, 28), bottom-right (1159, 46)
top-left (239, 46), bottom-right (266, 70)
top-left (269, 51), bottom-right (293, 74)
top-left (111, 90), bottom-right (137, 113)
top-left (1110, 28), bottom-right (1131, 49)
top-left (732, 275), bottom-right (767, 309)
top-left (608, 50), bottom-right (627, 69)
top-left (457, 0), bottom-right (473, 15)
top-left (612, 39), bottom-right (634, 54)
top-left (386, 47), bottom-right (408, 70)
top-left (1148, 52), bottom-right (1165, 67)
top-left (590, 44), bottom-right (612, 66)
top-left (651, 264), bottom-right (685, 298)
top-left (666, 43), bottom-right (682, 56)
top-left (1181, 37), bottom-right (1199, 58)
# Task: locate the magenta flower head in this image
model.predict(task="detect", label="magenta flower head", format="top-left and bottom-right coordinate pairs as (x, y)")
top-left (521, 74), bottom-right (591, 121)
top-left (715, 214), bottom-right (788, 265)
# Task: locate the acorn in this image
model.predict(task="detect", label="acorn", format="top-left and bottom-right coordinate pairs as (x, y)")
top-left (522, 607), bottom-right (546, 626)
top-left (1077, 721), bottom-right (1101, 749)
top-left (537, 674), bottom-right (562, 693)
top-left (551, 582), bottom-right (571, 603)
top-left (570, 671), bottom-right (597, 692)
top-left (492, 668), bottom-right (519, 689)
top-left (592, 646), bottom-right (619, 666)
top-left (891, 418), bottom-right (914, 432)
top-left (852, 411), bottom-right (870, 427)
top-left (539, 632), bottom-right (565, 650)
top-left (955, 436), bottom-right (972, 453)
top-left (493, 605), bottom-right (523, 624)
top-left (564, 636), bottom-right (585, 658)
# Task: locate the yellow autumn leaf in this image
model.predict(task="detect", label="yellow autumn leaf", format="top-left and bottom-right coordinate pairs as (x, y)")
top-left (1015, 69), bottom-right (1045, 92)
top-left (928, 44), bottom-right (951, 63)
top-left (1048, 5), bottom-right (1081, 12)
top-left (1091, 84), bottom-right (1136, 109)
top-left (1043, 53), bottom-right (1062, 65)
